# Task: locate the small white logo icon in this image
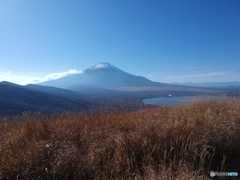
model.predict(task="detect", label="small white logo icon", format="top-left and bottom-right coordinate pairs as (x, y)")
top-left (210, 171), bottom-right (216, 177)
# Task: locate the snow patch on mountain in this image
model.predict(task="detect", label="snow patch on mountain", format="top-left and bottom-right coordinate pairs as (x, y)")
top-left (89, 63), bottom-right (112, 70)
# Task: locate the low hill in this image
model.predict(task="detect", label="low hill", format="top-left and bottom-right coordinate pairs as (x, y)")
top-left (0, 82), bottom-right (92, 116)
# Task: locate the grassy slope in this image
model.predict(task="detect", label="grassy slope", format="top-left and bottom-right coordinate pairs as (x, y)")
top-left (0, 99), bottom-right (240, 179)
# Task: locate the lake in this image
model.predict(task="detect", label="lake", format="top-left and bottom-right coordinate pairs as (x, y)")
top-left (143, 95), bottom-right (232, 106)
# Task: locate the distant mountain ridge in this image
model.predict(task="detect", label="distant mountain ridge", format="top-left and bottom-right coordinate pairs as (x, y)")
top-left (37, 62), bottom-right (163, 90)
top-left (36, 62), bottom-right (239, 93)
top-left (175, 82), bottom-right (240, 87)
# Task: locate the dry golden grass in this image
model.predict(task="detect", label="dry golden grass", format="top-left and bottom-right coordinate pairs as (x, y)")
top-left (0, 98), bottom-right (240, 179)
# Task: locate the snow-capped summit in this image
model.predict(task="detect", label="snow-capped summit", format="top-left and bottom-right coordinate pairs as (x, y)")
top-left (86, 62), bottom-right (116, 71)
top-left (83, 62), bottom-right (121, 74)
top-left (89, 62), bottom-right (112, 70)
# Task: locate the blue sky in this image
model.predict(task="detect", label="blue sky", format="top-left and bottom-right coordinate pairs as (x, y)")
top-left (0, 0), bottom-right (240, 85)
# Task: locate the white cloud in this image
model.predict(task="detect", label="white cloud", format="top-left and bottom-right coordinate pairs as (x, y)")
top-left (30, 69), bottom-right (82, 84)
top-left (0, 69), bottom-right (82, 85)
top-left (0, 70), bottom-right (11, 75)
top-left (0, 70), bottom-right (31, 85)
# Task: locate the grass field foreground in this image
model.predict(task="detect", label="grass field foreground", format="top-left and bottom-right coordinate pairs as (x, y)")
top-left (0, 98), bottom-right (240, 179)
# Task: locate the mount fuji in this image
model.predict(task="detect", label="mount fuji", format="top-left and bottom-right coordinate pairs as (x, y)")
top-left (37, 62), bottom-right (164, 90)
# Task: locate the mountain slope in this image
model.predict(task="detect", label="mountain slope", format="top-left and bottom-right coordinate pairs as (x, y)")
top-left (26, 84), bottom-right (92, 100)
top-left (0, 82), bottom-right (92, 116)
top-left (37, 62), bottom-right (163, 90)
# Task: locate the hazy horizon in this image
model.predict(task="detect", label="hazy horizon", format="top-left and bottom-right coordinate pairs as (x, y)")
top-left (1, 1), bottom-right (240, 85)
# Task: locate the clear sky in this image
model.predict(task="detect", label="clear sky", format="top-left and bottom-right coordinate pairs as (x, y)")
top-left (1, 0), bottom-right (240, 85)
